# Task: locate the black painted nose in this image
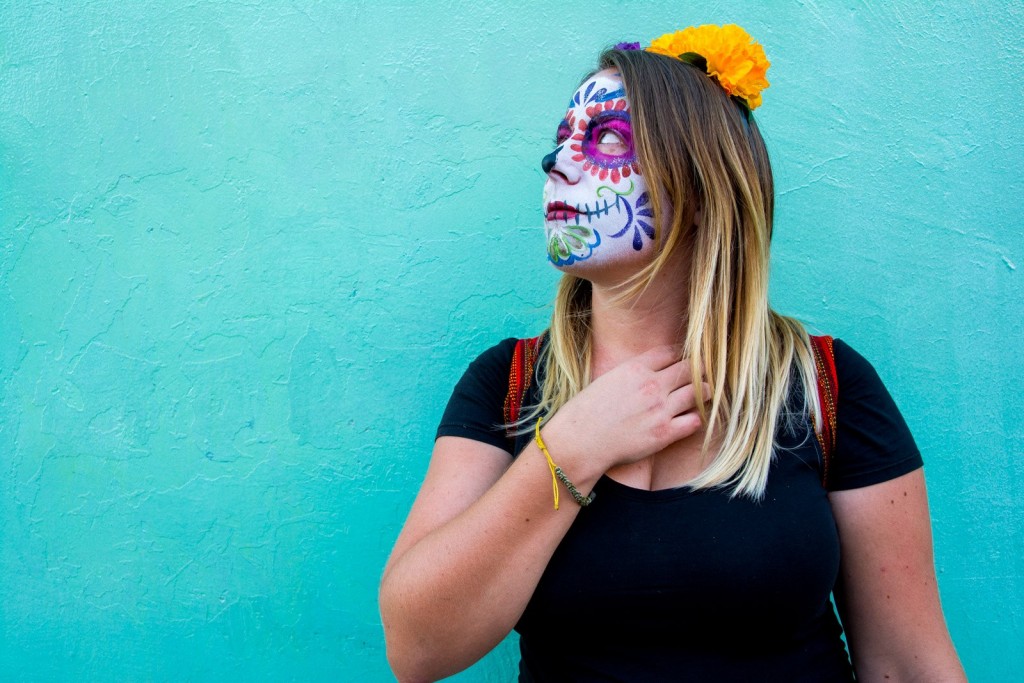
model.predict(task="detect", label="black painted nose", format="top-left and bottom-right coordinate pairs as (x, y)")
top-left (541, 146), bottom-right (562, 174)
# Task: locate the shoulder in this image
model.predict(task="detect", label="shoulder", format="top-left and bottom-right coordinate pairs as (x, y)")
top-left (832, 338), bottom-right (882, 386)
top-left (444, 336), bottom-right (520, 408)
top-left (464, 337), bottom-right (520, 379)
top-left (826, 338), bottom-right (924, 491)
top-left (831, 338), bottom-right (913, 417)
top-left (458, 334), bottom-right (546, 403)
top-left (435, 337), bottom-right (522, 455)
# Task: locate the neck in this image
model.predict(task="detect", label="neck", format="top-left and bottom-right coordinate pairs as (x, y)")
top-left (588, 262), bottom-right (689, 376)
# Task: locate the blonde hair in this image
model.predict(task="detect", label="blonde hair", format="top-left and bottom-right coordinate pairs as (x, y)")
top-left (522, 48), bottom-right (822, 500)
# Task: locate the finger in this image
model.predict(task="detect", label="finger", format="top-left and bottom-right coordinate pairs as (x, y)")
top-left (667, 383), bottom-right (696, 416)
top-left (668, 382), bottom-right (712, 414)
top-left (694, 381), bottom-right (712, 407)
top-left (669, 411), bottom-right (703, 440)
top-left (634, 345), bottom-right (683, 371)
top-left (659, 358), bottom-right (695, 389)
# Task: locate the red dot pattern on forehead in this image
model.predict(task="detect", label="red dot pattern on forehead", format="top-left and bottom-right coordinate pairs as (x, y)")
top-left (585, 100), bottom-right (628, 118)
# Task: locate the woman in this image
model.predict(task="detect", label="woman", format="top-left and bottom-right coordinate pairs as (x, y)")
top-left (380, 25), bottom-right (966, 682)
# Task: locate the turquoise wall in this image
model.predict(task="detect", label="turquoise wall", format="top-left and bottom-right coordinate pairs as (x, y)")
top-left (1, 1), bottom-right (1020, 681)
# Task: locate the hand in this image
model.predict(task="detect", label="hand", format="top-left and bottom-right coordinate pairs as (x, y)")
top-left (542, 346), bottom-right (707, 475)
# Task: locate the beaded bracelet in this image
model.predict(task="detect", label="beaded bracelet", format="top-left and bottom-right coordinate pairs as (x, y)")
top-left (534, 418), bottom-right (596, 510)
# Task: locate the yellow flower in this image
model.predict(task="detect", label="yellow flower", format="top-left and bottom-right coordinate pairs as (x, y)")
top-left (647, 24), bottom-right (770, 110)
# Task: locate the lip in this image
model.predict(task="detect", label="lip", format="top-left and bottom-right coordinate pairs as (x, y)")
top-left (546, 201), bottom-right (586, 222)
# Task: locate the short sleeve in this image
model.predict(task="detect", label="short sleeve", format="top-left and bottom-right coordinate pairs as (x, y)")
top-left (827, 339), bottom-right (924, 491)
top-left (435, 338), bottom-right (517, 454)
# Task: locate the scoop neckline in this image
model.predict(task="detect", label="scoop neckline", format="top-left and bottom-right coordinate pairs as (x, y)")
top-left (596, 474), bottom-right (705, 502)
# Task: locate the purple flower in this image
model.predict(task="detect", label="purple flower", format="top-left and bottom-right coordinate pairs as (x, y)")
top-left (614, 41), bottom-right (642, 51)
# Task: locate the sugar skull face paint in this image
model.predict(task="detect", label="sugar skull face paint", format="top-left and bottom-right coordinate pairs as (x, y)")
top-left (542, 70), bottom-right (655, 276)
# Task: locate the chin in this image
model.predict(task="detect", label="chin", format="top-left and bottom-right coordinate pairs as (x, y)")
top-left (552, 255), bottom-right (650, 288)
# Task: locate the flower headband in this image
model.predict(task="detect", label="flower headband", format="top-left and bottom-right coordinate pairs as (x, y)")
top-left (617, 24), bottom-right (770, 111)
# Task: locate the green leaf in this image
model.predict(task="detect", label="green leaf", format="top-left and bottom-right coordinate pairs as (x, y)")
top-left (678, 52), bottom-right (708, 72)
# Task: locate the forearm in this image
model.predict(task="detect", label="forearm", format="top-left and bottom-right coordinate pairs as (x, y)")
top-left (380, 440), bottom-right (601, 682)
top-left (852, 650), bottom-right (966, 683)
top-left (847, 617), bottom-right (965, 683)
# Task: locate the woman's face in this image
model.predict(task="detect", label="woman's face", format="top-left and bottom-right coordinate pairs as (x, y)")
top-left (542, 69), bottom-right (654, 279)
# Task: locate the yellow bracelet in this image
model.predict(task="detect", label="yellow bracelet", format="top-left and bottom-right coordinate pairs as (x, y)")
top-left (534, 418), bottom-right (595, 510)
top-left (534, 418), bottom-right (560, 509)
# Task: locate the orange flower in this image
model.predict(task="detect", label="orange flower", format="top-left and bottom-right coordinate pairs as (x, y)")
top-left (647, 24), bottom-right (770, 110)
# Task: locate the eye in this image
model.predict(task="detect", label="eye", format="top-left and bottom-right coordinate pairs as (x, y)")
top-left (580, 111), bottom-right (635, 163)
top-left (586, 112), bottom-right (633, 151)
top-left (592, 125), bottom-right (629, 155)
top-left (555, 120), bottom-right (572, 145)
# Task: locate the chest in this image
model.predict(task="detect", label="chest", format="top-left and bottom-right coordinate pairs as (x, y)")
top-left (605, 429), bottom-right (712, 490)
top-left (516, 440), bottom-right (840, 648)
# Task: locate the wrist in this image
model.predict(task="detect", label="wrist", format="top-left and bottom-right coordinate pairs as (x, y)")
top-left (535, 416), bottom-right (605, 491)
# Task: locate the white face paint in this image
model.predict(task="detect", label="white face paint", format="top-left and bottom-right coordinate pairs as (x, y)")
top-left (542, 70), bottom-right (655, 278)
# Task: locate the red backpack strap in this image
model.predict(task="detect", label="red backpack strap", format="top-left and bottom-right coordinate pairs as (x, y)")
top-left (809, 335), bottom-right (838, 487)
top-left (504, 335), bottom-right (543, 436)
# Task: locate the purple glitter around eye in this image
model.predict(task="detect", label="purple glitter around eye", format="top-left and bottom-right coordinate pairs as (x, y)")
top-left (581, 111), bottom-right (635, 169)
top-left (556, 119), bottom-right (572, 142)
top-left (614, 41), bottom-right (641, 51)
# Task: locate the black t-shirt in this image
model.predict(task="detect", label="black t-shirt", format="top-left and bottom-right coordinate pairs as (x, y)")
top-left (437, 337), bottom-right (923, 682)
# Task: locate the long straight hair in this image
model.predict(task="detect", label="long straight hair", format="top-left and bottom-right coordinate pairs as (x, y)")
top-left (523, 48), bottom-right (822, 500)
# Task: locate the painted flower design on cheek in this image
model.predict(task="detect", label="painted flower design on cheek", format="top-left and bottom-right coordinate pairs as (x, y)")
top-left (547, 223), bottom-right (602, 266)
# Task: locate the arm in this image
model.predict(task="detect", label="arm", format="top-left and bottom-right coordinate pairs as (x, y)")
top-left (380, 347), bottom-right (704, 682)
top-left (830, 469), bottom-right (966, 682)
top-left (380, 434), bottom-right (598, 682)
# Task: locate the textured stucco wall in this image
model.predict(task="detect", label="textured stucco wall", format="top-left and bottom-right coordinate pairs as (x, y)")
top-left (1, 1), bottom-right (1021, 681)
